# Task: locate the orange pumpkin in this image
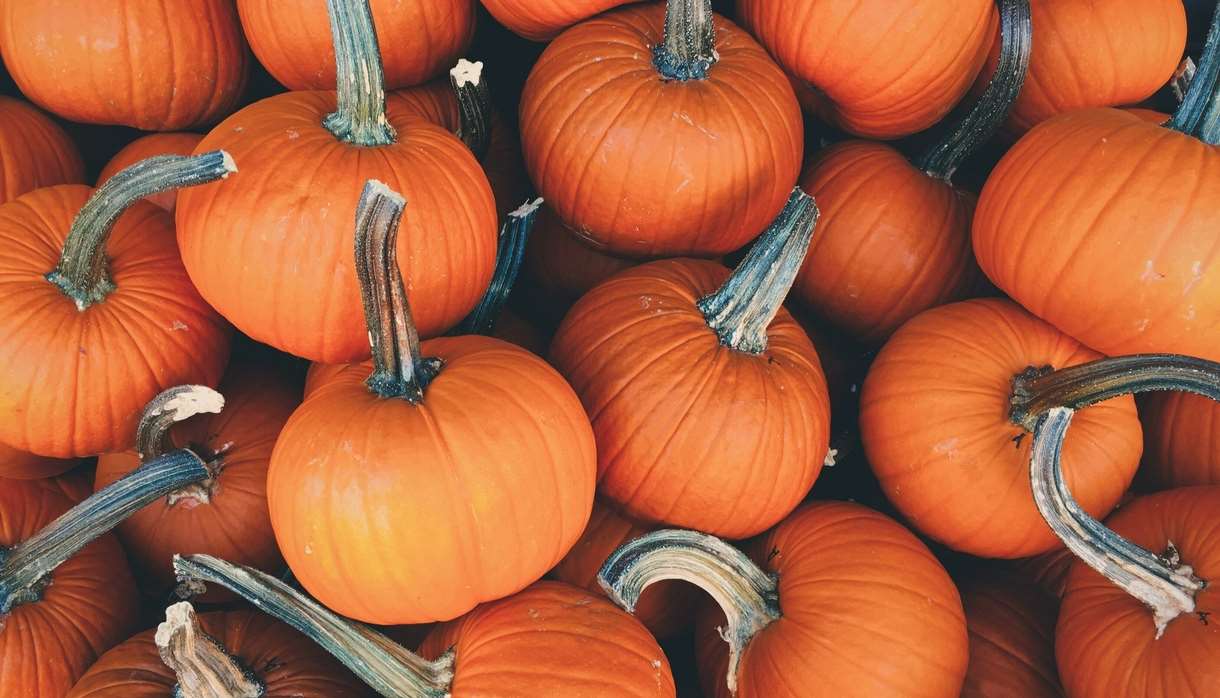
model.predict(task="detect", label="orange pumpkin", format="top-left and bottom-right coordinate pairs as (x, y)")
top-left (520, 0), bottom-right (802, 257)
top-left (0, 96), bottom-right (83, 204)
top-left (0, 441), bottom-right (78, 480)
top-left (97, 133), bottom-right (204, 212)
top-left (523, 205), bottom-right (637, 306)
top-left (959, 575), bottom-right (1062, 698)
top-left (0, 0), bottom-right (248, 130)
top-left (549, 189), bottom-right (830, 539)
top-left (1139, 391), bottom-right (1220, 489)
top-left (177, 0), bottom-right (496, 363)
top-left (0, 152), bottom-right (233, 457)
top-left (737, 0), bottom-right (995, 138)
top-left (479, 0), bottom-right (636, 40)
top-left (1012, 546), bottom-right (1074, 598)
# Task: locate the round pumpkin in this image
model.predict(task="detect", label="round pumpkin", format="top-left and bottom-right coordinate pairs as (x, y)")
top-left (1139, 390), bottom-right (1220, 489)
top-left (0, 440), bottom-right (79, 480)
top-left (479, 0), bottom-right (637, 40)
top-left (97, 133), bottom-right (204, 212)
top-left (0, 0), bottom-right (248, 130)
top-left (960, 575), bottom-right (1062, 698)
top-left (0, 96), bottom-right (83, 204)
top-left (523, 205), bottom-right (637, 306)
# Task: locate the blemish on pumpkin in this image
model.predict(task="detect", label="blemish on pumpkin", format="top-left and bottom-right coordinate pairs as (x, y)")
top-left (286, 129), bottom-right (300, 140)
top-left (1011, 432), bottom-right (1026, 449)
top-left (303, 543), bottom-right (313, 555)
top-left (169, 320), bottom-right (188, 331)
top-left (526, 607), bottom-right (540, 619)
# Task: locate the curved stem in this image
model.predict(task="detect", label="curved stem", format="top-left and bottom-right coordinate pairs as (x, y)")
top-left (173, 554), bottom-right (453, 698)
top-left (136, 385), bottom-right (225, 461)
top-left (1030, 408), bottom-right (1205, 637)
top-left (653, 0), bottom-right (717, 80)
top-left (1169, 1), bottom-right (1220, 142)
top-left (450, 59), bottom-right (492, 160)
top-left (355, 180), bottom-right (443, 402)
top-left (598, 529), bottom-right (780, 695)
top-left (454, 198), bottom-right (542, 336)
top-left (0, 448), bottom-right (209, 613)
top-left (323, 0), bottom-right (396, 146)
top-left (915, 0), bottom-right (1031, 180)
top-left (156, 602), bottom-right (264, 698)
top-left (1171, 57), bottom-right (1198, 104)
top-left (697, 187), bottom-right (819, 354)
top-left (46, 151), bottom-right (236, 310)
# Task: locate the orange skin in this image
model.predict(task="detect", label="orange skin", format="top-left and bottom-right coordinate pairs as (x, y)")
top-left (0, 0), bottom-right (248, 130)
top-left (793, 141), bottom-right (982, 342)
top-left (0, 96), bottom-right (83, 204)
top-left (479, 0), bottom-right (636, 41)
top-left (959, 577), bottom-right (1062, 698)
top-left (0, 440), bottom-right (78, 480)
top-left (269, 336), bottom-right (596, 624)
top-left (0, 186), bottom-right (231, 457)
top-left (549, 258), bottom-right (830, 540)
top-left (0, 481), bottom-right (139, 698)
top-left (97, 133), bottom-right (204, 212)
top-left (520, 4), bottom-right (802, 257)
top-left (737, 0), bottom-right (995, 139)
top-left (523, 205), bottom-right (638, 306)
top-left (697, 502), bottom-right (968, 697)
top-left (67, 609), bottom-right (371, 697)
top-left (974, 108), bottom-right (1220, 362)
top-left (1012, 546), bottom-right (1074, 599)
top-left (1139, 391), bottom-right (1220, 490)
top-left (1057, 486), bottom-right (1220, 698)
top-left (175, 92), bottom-right (497, 364)
top-left (860, 298), bottom-right (1142, 558)
top-left (419, 581), bottom-right (675, 696)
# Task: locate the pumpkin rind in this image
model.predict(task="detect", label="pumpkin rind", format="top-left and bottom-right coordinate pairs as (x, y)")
top-left (1139, 390), bottom-right (1220, 489)
top-left (523, 205), bottom-right (637, 305)
top-left (0, 441), bottom-right (79, 480)
top-left (0, 96), bottom-right (83, 204)
top-left (479, 0), bottom-right (638, 41)
top-left (97, 133), bottom-right (205, 212)
top-left (960, 576), bottom-right (1062, 698)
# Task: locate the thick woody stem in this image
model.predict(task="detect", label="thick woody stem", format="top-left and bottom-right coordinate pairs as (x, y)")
top-left (136, 385), bottom-right (225, 461)
top-left (455, 198), bottom-right (542, 336)
top-left (1169, 2), bottom-right (1220, 143)
top-left (653, 0), bottom-right (718, 80)
top-left (324, 0), bottom-right (397, 146)
top-left (156, 602), bottom-right (265, 698)
top-left (450, 59), bottom-right (492, 160)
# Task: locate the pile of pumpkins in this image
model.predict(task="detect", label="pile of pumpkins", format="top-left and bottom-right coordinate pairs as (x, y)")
top-left (0, 0), bottom-right (1217, 696)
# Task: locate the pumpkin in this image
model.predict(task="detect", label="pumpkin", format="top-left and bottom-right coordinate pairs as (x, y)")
top-left (1012, 546), bottom-right (1074, 598)
top-left (0, 96), bottom-right (83, 204)
top-left (1139, 391), bottom-right (1220, 489)
top-left (736, 0), bottom-right (995, 138)
top-left (0, 0), bottom-right (248, 130)
top-left (602, 502), bottom-right (969, 697)
top-left (523, 205), bottom-right (637, 306)
top-left (959, 574), bottom-right (1062, 698)
top-left (0, 152), bottom-right (233, 457)
top-left (860, 298), bottom-right (1143, 558)
top-left (0, 441), bottom-right (78, 480)
top-left (176, 0), bottom-right (496, 364)
top-left (550, 189), bottom-right (830, 539)
top-left (519, 0), bottom-right (803, 257)
top-left (479, 0), bottom-right (636, 41)
top-left (97, 133), bottom-right (205, 212)
top-left (267, 181), bottom-right (595, 624)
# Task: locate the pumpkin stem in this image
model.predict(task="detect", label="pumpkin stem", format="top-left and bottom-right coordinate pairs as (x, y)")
top-left (136, 385), bottom-right (225, 461)
top-left (1169, 1), bottom-right (1220, 142)
top-left (46, 151), bottom-right (236, 310)
top-left (915, 0), bottom-right (1031, 180)
top-left (454, 198), bottom-right (543, 336)
top-left (0, 448), bottom-right (210, 613)
top-left (599, 529), bottom-right (779, 696)
top-left (323, 0), bottom-right (397, 146)
top-left (1030, 407), bottom-right (1206, 637)
top-left (173, 554), bottom-right (455, 698)
top-left (451, 59), bottom-right (492, 160)
top-left (355, 180), bottom-right (444, 402)
top-left (156, 602), bottom-right (265, 698)
top-left (654, 0), bottom-right (718, 80)
top-left (1171, 57), bottom-right (1198, 104)
top-left (697, 187), bottom-right (819, 354)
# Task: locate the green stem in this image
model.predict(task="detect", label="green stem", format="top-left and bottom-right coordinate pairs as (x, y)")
top-left (323, 0), bottom-right (397, 146)
top-left (46, 151), bottom-right (236, 310)
top-left (1169, 1), bottom-right (1220, 142)
top-left (355, 180), bottom-right (443, 402)
top-left (136, 385), bottom-right (225, 461)
top-left (653, 0), bottom-right (717, 80)
top-left (598, 529), bottom-right (780, 696)
top-left (915, 0), bottom-right (1031, 180)
top-left (156, 602), bottom-right (265, 698)
top-left (173, 554), bottom-right (454, 698)
top-left (450, 59), bottom-right (492, 160)
top-left (455, 198), bottom-right (542, 336)
top-left (696, 187), bottom-right (819, 354)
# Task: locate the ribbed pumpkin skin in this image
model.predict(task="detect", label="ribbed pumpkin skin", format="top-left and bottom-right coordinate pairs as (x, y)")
top-left (960, 578), bottom-right (1062, 698)
top-left (1013, 546), bottom-right (1074, 599)
top-left (419, 581), bottom-right (675, 697)
top-left (524, 205), bottom-right (637, 304)
top-left (0, 186), bottom-right (231, 457)
top-left (0, 0), bottom-right (248, 130)
top-left (175, 92), bottom-right (497, 364)
top-left (238, 0), bottom-right (473, 90)
top-left (737, 0), bottom-right (994, 139)
top-left (97, 133), bottom-right (204, 212)
top-left (67, 610), bottom-right (372, 697)
top-left (1057, 487), bottom-right (1220, 698)
top-left (94, 362), bottom-right (296, 598)
top-left (1139, 391), bottom-right (1220, 489)
top-left (549, 259), bottom-right (830, 539)
top-left (860, 298), bottom-right (1143, 558)
top-left (479, 0), bottom-right (637, 41)
top-left (793, 141), bottom-right (980, 342)
top-left (520, 4), bottom-right (802, 258)
top-left (974, 109), bottom-right (1220, 362)
top-left (0, 441), bottom-right (78, 480)
top-left (0, 481), bottom-right (139, 698)
top-left (268, 336), bottom-right (596, 624)
top-left (0, 97), bottom-right (83, 204)
top-left (697, 502), bottom-right (968, 697)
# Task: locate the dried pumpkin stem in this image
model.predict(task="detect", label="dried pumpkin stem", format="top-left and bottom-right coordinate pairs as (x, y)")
top-left (136, 385), bottom-right (225, 461)
top-left (654, 0), bottom-right (717, 80)
top-left (156, 602), bottom-right (265, 698)
top-left (355, 180), bottom-right (444, 402)
top-left (46, 151), bottom-right (236, 310)
top-left (1169, 2), bottom-right (1220, 142)
top-left (451, 59), bottom-right (492, 160)
top-left (1030, 407), bottom-right (1206, 637)
top-left (697, 187), bottom-right (819, 354)
top-left (324, 0), bottom-right (397, 146)
top-left (0, 448), bottom-right (209, 613)
top-left (915, 0), bottom-right (1031, 180)
top-left (598, 529), bottom-right (780, 696)
top-left (173, 554), bottom-right (454, 698)
top-left (454, 198), bottom-right (543, 336)
top-left (1171, 57), bottom-right (1198, 104)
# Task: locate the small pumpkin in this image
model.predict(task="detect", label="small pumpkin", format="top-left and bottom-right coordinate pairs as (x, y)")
top-left (0, 441), bottom-right (79, 481)
top-left (959, 574), bottom-right (1062, 698)
top-left (479, 0), bottom-right (636, 41)
top-left (0, 0), bottom-right (248, 130)
top-left (520, 0), bottom-right (802, 257)
top-left (1139, 390), bottom-right (1220, 489)
top-left (0, 96), bottom-right (83, 204)
top-left (97, 133), bottom-right (204, 212)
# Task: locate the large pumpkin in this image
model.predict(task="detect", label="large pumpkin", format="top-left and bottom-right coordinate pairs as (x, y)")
top-left (1139, 391), bottom-right (1220, 489)
top-left (97, 133), bottom-right (204, 212)
top-left (479, 0), bottom-right (637, 40)
top-left (959, 574), bottom-right (1062, 698)
top-left (0, 96), bottom-right (83, 204)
